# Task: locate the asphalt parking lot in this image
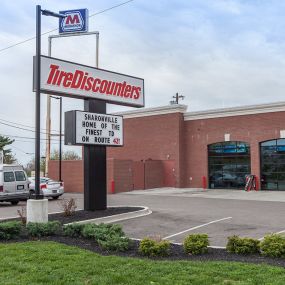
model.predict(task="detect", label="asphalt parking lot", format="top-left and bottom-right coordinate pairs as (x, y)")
top-left (0, 188), bottom-right (285, 247)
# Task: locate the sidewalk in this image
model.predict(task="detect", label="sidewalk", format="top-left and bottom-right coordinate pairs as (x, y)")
top-left (123, 187), bottom-right (285, 202)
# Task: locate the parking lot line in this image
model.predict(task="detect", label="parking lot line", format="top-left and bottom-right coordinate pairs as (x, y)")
top-left (259, 229), bottom-right (285, 241)
top-left (162, 217), bottom-right (232, 240)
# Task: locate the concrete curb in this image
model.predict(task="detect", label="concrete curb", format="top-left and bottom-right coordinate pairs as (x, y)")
top-left (64, 206), bottom-right (152, 225)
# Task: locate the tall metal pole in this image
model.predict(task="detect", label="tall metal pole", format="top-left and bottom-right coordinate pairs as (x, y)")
top-left (96, 33), bottom-right (99, 68)
top-left (59, 97), bottom-right (62, 181)
top-left (35, 5), bottom-right (42, 199)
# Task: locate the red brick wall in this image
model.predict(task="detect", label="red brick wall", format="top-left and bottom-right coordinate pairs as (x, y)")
top-left (48, 160), bottom-right (83, 193)
top-left (183, 111), bottom-right (285, 188)
top-left (107, 113), bottom-right (184, 187)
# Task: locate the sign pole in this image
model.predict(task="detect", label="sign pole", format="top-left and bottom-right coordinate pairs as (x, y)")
top-left (84, 100), bottom-right (107, 210)
top-left (83, 33), bottom-right (106, 211)
top-left (35, 5), bottom-right (42, 199)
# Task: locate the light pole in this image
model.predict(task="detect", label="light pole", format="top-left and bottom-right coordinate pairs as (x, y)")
top-left (50, 96), bottom-right (62, 182)
top-left (45, 31), bottom-right (99, 177)
top-left (34, 5), bottom-right (65, 199)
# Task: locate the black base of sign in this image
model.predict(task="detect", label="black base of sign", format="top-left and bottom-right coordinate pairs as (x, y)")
top-left (83, 99), bottom-right (107, 211)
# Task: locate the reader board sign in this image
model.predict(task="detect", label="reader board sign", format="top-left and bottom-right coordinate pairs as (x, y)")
top-left (65, 110), bottom-right (123, 146)
top-left (33, 56), bottom-right (144, 108)
top-left (59, 9), bottom-right (89, 34)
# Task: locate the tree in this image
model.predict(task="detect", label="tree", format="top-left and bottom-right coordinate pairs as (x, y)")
top-left (24, 157), bottom-right (46, 177)
top-left (50, 150), bottom-right (81, 161)
top-left (0, 135), bottom-right (17, 164)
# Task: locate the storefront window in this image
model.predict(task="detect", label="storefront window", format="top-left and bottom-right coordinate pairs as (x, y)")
top-left (260, 139), bottom-right (285, 190)
top-left (208, 141), bottom-right (251, 189)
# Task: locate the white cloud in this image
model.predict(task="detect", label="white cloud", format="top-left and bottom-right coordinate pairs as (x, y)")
top-left (1, 0), bottom-right (285, 163)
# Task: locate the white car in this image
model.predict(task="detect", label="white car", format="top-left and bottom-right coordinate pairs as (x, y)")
top-left (0, 164), bottom-right (29, 205)
top-left (28, 177), bottom-right (64, 200)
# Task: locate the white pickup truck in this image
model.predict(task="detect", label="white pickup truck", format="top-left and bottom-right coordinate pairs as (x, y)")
top-left (0, 164), bottom-right (29, 205)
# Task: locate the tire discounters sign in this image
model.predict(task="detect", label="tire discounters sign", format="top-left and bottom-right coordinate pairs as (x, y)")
top-left (34, 56), bottom-right (144, 107)
top-left (65, 110), bottom-right (123, 146)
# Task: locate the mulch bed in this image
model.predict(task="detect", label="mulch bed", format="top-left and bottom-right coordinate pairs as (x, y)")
top-left (8, 235), bottom-right (282, 268)
top-left (1, 206), bottom-right (285, 267)
top-left (49, 207), bottom-right (143, 224)
top-left (2, 207), bottom-right (143, 224)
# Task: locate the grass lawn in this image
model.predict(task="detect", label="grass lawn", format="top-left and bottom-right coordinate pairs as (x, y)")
top-left (0, 241), bottom-right (284, 285)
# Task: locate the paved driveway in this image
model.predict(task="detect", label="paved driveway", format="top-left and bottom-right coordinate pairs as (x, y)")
top-left (0, 188), bottom-right (284, 247)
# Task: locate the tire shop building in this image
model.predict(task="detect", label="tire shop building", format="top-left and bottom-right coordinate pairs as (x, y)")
top-left (49, 101), bottom-right (285, 193)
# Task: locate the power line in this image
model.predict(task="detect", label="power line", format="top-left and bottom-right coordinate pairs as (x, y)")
top-left (10, 145), bottom-right (34, 155)
top-left (0, 133), bottom-right (61, 141)
top-left (0, 120), bottom-right (50, 135)
top-left (12, 139), bottom-right (60, 145)
top-left (0, 0), bottom-right (135, 53)
top-left (0, 117), bottom-right (59, 133)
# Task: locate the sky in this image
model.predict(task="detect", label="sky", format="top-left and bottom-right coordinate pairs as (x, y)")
top-left (1, 0), bottom-right (285, 165)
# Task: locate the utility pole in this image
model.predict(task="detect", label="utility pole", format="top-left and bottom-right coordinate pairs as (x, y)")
top-left (170, 92), bottom-right (185, 105)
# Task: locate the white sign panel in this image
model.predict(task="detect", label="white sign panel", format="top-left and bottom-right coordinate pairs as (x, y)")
top-left (75, 111), bottom-right (123, 146)
top-left (35, 56), bottom-right (144, 108)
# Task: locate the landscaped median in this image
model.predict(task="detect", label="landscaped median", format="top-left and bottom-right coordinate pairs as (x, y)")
top-left (0, 204), bottom-right (285, 284)
top-left (0, 241), bottom-right (285, 285)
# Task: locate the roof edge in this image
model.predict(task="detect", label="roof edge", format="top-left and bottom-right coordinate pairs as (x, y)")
top-left (184, 101), bottom-right (285, 121)
top-left (113, 104), bottom-right (188, 119)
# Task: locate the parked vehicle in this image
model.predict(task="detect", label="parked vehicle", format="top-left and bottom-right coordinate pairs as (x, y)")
top-left (28, 177), bottom-right (64, 199)
top-left (0, 164), bottom-right (29, 205)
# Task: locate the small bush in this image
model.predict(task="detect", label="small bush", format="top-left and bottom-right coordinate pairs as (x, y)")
top-left (260, 234), bottom-right (285, 258)
top-left (139, 238), bottom-right (170, 257)
top-left (0, 221), bottom-right (22, 240)
top-left (59, 198), bottom-right (77, 217)
top-left (26, 221), bottom-right (61, 237)
top-left (81, 223), bottom-right (130, 252)
top-left (63, 223), bottom-right (85, 237)
top-left (226, 235), bottom-right (260, 255)
top-left (98, 236), bottom-right (131, 252)
top-left (183, 234), bottom-right (209, 255)
top-left (17, 207), bottom-right (26, 225)
top-left (82, 223), bottom-right (125, 241)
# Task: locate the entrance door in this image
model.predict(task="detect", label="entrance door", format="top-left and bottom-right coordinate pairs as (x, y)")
top-left (260, 139), bottom-right (285, 190)
top-left (208, 141), bottom-right (251, 189)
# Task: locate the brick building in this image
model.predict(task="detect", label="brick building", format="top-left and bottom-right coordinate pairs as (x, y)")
top-left (49, 101), bottom-right (285, 193)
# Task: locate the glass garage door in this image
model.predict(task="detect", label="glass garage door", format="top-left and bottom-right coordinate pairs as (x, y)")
top-left (208, 141), bottom-right (251, 189)
top-left (260, 139), bottom-right (285, 190)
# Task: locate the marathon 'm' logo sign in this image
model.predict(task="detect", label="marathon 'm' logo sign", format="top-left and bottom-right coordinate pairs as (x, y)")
top-left (59, 9), bottom-right (89, 34)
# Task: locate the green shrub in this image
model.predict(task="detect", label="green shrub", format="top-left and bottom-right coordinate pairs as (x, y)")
top-left (260, 234), bottom-right (285, 258)
top-left (81, 223), bottom-right (130, 252)
top-left (0, 221), bottom-right (22, 240)
top-left (63, 223), bottom-right (85, 237)
top-left (183, 234), bottom-right (209, 255)
top-left (226, 235), bottom-right (260, 255)
top-left (139, 238), bottom-right (170, 257)
top-left (26, 221), bottom-right (61, 237)
top-left (98, 236), bottom-right (131, 252)
top-left (82, 223), bottom-right (125, 241)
